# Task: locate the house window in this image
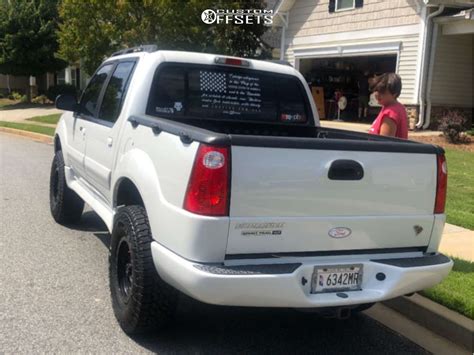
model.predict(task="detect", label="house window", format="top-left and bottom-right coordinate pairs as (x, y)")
top-left (336, 0), bottom-right (355, 11)
top-left (329, 0), bottom-right (362, 13)
top-left (56, 69), bottom-right (66, 85)
top-left (56, 67), bottom-right (78, 86)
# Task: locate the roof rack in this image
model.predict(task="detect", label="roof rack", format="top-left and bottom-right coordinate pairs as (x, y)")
top-left (111, 44), bottom-right (157, 57)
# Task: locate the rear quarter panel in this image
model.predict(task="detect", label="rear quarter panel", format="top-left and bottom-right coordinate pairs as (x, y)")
top-left (112, 125), bottom-right (230, 262)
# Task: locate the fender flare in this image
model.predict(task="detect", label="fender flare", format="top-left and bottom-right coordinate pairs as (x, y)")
top-left (112, 148), bottom-right (166, 219)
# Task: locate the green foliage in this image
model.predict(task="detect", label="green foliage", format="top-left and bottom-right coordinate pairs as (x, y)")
top-left (422, 258), bottom-right (474, 319)
top-left (27, 113), bottom-right (61, 124)
top-left (9, 91), bottom-right (23, 100)
top-left (444, 149), bottom-right (474, 230)
top-left (0, 121), bottom-right (56, 136)
top-left (31, 95), bottom-right (51, 104)
top-left (438, 110), bottom-right (469, 143)
top-left (57, 0), bottom-right (271, 75)
top-left (46, 84), bottom-right (77, 102)
top-left (0, 0), bottom-right (67, 76)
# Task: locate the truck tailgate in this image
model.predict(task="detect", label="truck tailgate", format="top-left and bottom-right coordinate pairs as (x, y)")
top-left (227, 146), bottom-right (437, 255)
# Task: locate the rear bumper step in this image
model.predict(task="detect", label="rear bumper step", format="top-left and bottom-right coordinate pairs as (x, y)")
top-left (371, 254), bottom-right (451, 267)
top-left (151, 242), bottom-right (452, 308)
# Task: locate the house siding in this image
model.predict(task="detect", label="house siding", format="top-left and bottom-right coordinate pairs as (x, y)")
top-left (430, 32), bottom-right (473, 107)
top-left (0, 74), bottom-right (29, 94)
top-left (287, 0), bottom-right (421, 38)
top-left (282, 0), bottom-right (423, 105)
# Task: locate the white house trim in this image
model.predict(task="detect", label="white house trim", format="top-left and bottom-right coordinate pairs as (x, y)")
top-left (293, 41), bottom-right (401, 59)
top-left (414, 5), bottom-right (428, 104)
top-left (290, 24), bottom-right (420, 46)
top-left (441, 19), bottom-right (474, 35)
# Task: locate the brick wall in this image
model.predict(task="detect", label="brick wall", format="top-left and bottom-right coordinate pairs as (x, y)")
top-left (405, 104), bottom-right (419, 130)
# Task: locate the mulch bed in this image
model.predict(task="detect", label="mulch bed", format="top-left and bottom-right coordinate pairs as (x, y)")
top-left (409, 134), bottom-right (474, 153)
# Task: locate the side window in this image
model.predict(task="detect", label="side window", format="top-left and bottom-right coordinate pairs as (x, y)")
top-left (146, 67), bottom-right (186, 116)
top-left (276, 77), bottom-right (308, 123)
top-left (79, 64), bottom-right (113, 117)
top-left (99, 61), bottom-right (136, 123)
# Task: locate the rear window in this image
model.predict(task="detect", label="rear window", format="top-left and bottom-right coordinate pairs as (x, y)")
top-left (146, 64), bottom-right (311, 124)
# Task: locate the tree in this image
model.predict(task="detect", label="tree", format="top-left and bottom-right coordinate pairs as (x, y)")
top-left (57, 0), bottom-right (271, 75)
top-left (0, 0), bottom-right (67, 91)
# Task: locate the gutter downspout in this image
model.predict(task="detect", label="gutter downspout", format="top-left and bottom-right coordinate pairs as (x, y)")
top-left (277, 12), bottom-right (289, 61)
top-left (416, 4), bottom-right (445, 129)
top-left (424, 20), bottom-right (440, 129)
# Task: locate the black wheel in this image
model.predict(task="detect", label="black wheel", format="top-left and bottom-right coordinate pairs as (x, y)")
top-left (110, 205), bottom-right (178, 334)
top-left (49, 151), bottom-right (84, 224)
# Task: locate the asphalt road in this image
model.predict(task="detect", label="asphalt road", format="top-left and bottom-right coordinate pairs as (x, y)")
top-left (0, 133), bottom-right (428, 354)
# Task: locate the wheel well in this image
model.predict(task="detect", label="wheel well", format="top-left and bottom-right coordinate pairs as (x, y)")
top-left (54, 135), bottom-right (62, 152)
top-left (115, 178), bottom-right (144, 208)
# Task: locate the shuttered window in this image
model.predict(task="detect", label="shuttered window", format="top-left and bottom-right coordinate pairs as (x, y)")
top-left (329, 0), bottom-right (363, 13)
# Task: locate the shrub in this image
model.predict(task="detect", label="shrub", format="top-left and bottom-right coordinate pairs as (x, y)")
top-left (31, 95), bottom-right (50, 104)
top-left (46, 84), bottom-right (77, 102)
top-left (0, 93), bottom-right (4, 99)
top-left (8, 91), bottom-right (23, 100)
top-left (438, 111), bottom-right (469, 143)
top-left (20, 95), bottom-right (28, 103)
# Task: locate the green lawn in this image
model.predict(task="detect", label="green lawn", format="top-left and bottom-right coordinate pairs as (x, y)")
top-left (0, 98), bottom-right (20, 108)
top-left (422, 258), bottom-right (473, 319)
top-left (445, 149), bottom-right (474, 230)
top-left (0, 121), bottom-right (55, 136)
top-left (26, 113), bottom-right (61, 124)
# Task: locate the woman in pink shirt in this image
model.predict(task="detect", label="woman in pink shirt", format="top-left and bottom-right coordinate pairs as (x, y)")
top-left (368, 73), bottom-right (408, 139)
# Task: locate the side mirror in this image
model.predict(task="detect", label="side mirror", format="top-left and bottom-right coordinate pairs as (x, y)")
top-left (55, 94), bottom-right (78, 112)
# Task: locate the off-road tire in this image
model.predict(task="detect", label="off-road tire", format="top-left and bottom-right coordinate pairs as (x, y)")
top-left (110, 205), bottom-right (178, 334)
top-left (49, 151), bottom-right (84, 224)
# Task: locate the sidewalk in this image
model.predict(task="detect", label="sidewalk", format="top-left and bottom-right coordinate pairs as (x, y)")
top-left (0, 106), bottom-right (63, 122)
top-left (439, 223), bottom-right (474, 261)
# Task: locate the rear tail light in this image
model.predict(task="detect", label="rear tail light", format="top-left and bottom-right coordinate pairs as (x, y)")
top-left (434, 154), bottom-right (447, 214)
top-left (184, 144), bottom-right (230, 216)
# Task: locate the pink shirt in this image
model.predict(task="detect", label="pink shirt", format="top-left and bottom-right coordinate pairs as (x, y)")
top-left (369, 101), bottom-right (408, 139)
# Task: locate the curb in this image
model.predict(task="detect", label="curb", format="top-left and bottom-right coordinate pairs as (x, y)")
top-left (0, 127), bottom-right (53, 144)
top-left (383, 294), bottom-right (473, 351)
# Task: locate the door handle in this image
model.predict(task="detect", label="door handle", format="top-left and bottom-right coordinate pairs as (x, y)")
top-left (328, 159), bottom-right (364, 181)
top-left (107, 137), bottom-right (113, 147)
top-left (79, 126), bottom-right (86, 135)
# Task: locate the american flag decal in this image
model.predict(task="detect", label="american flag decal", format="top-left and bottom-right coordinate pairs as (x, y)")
top-left (200, 71), bottom-right (226, 93)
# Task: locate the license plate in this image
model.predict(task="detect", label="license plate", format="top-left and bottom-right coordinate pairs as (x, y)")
top-left (311, 264), bottom-right (363, 294)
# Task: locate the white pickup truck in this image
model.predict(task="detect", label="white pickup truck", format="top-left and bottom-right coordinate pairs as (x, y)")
top-left (50, 46), bottom-right (452, 334)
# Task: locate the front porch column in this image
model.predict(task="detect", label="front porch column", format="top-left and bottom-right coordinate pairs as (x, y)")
top-left (65, 67), bottom-right (72, 85)
top-left (29, 75), bottom-right (37, 98)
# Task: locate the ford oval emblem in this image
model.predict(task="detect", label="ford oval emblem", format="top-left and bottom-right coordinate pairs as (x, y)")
top-left (328, 227), bottom-right (352, 239)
